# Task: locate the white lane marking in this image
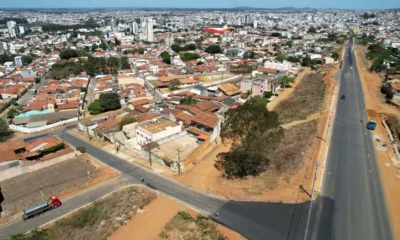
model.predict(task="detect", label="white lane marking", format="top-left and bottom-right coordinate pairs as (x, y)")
top-left (84, 195), bottom-right (91, 200)
top-left (64, 204), bottom-right (72, 208)
top-left (19, 223), bottom-right (27, 228)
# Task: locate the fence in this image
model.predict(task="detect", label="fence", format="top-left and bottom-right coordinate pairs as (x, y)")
top-left (0, 151), bottom-right (76, 182)
top-left (9, 117), bottom-right (79, 133)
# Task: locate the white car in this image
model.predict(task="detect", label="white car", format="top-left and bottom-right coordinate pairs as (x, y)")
top-left (350, 67), bottom-right (353, 69)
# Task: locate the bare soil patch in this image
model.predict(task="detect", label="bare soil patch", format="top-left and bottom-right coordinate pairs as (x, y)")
top-left (276, 73), bottom-right (326, 124)
top-left (158, 211), bottom-right (228, 240)
top-left (11, 186), bottom-right (156, 240)
top-left (109, 193), bottom-right (244, 240)
top-left (0, 155), bottom-right (118, 225)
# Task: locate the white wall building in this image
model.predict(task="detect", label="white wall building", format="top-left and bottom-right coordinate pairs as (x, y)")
top-left (146, 18), bottom-right (154, 42)
top-left (14, 56), bottom-right (24, 66)
top-left (136, 117), bottom-right (182, 146)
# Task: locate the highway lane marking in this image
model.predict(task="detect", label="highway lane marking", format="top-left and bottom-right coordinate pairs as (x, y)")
top-left (64, 204), bottom-right (72, 208)
top-left (84, 196), bottom-right (92, 200)
top-left (19, 223), bottom-right (28, 228)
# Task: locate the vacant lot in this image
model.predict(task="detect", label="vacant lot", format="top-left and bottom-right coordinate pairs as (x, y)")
top-left (158, 211), bottom-right (227, 240)
top-left (386, 115), bottom-right (400, 143)
top-left (276, 73), bottom-right (326, 124)
top-left (219, 120), bottom-right (318, 197)
top-left (0, 156), bottom-right (117, 223)
top-left (11, 186), bottom-right (156, 240)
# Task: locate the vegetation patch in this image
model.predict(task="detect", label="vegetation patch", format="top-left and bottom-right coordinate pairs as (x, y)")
top-left (276, 73), bottom-right (326, 124)
top-left (158, 211), bottom-right (227, 240)
top-left (217, 96), bottom-right (283, 178)
top-left (386, 115), bottom-right (400, 144)
top-left (11, 186), bottom-right (156, 240)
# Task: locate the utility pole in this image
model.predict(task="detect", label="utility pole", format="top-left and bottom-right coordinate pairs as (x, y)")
top-left (176, 148), bottom-right (182, 175)
top-left (147, 141), bottom-right (153, 166)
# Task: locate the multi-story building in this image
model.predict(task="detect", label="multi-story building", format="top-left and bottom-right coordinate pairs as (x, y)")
top-left (14, 56), bottom-right (24, 67)
top-left (146, 18), bottom-right (153, 42)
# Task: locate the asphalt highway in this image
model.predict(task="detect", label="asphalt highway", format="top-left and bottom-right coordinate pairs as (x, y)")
top-left (308, 38), bottom-right (393, 240)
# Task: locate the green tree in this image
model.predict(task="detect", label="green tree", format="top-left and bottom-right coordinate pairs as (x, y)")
top-left (263, 91), bottom-right (273, 99)
top-left (271, 32), bottom-right (281, 37)
top-left (308, 27), bottom-right (317, 33)
top-left (287, 56), bottom-right (299, 63)
top-left (7, 108), bottom-right (18, 118)
top-left (217, 96), bottom-right (283, 178)
top-left (180, 96), bottom-right (198, 105)
top-left (0, 118), bottom-right (13, 143)
top-left (119, 117), bottom-right (137, 130)
top-left (278, 75), bottom-right (295, 88)
top-left (99, 93), bottom-right (121, 112)
top-left (121, 56), bottom-right (131, 69)
top-left (88, 100), bottom-right (103, 115)
top-left (276, 54), bottom-right (287, 62)
top-left (60, 48), bottom-right (79, 59)
top-left (205, 45), bottom-right (222, 54)
top-left (331, 52), bottom-right (339, 60)
top-left (44, 47), bottom-right (51, 54)
top-left (179, 52), bottom-right (199, 61)
top-left (160, 51), bottom-right (171, 64)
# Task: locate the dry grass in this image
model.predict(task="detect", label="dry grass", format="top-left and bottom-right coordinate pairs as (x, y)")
top-left (11, 186), bottom-right (157, 240)
top-left (158, 211), bottom-right (227, 240)
top-left (270, 120), bottom-right (318, 171)
top-left (276, 73), bottom-right (326, 124)
top-left (220, 120), bottom-right (318, 195)
top-left (386, 115), bottom-right (400, 144)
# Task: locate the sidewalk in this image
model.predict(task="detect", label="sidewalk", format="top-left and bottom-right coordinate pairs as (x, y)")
top-left (68, 129), bottom-right (173, 175)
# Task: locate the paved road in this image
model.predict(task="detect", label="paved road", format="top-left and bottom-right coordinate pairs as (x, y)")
top-left (19, 78), bottom-right (49, 106)
top-left (0, 127), bottom-right (311, 240)
top-left (3, 39), bottom-right (390, 240)
top-left (308, 38), bottom-right (393, 240)
top-left (0, 176), bottom-right (134, 240)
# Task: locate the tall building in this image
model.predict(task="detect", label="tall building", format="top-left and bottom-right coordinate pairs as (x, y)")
top-left (18, 25), bottom-right (25, 35)
top-left (110, 17), bottom-right (116, 32)
top-left (146, 18), bottom-right (154, 42)
top-left (253, 20), bottom-right (258, 29)
top-left (0, 42), bottom-right (4, 54)
top-left (245, 14), bottom-right (251, 25)
top-left (130, 21), bottom-right (138, 34)
top-left (14, 56), bottom-right (24, 67)
top-left (7, 21), bottom-right (18, 38)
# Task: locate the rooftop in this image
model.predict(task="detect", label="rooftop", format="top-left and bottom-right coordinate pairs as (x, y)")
top-left (138, 117), bottom-right (179, 134)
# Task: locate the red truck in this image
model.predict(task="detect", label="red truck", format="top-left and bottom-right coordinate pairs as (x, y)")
top-left (22, 196), bottom-right (62, 221)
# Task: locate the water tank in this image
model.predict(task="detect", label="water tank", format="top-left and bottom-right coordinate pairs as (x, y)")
top-left (24, 201), bottom-right (49, 215)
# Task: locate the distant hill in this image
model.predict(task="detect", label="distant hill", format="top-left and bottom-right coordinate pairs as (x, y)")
top-left (233, 6), bottom-right (314, 10)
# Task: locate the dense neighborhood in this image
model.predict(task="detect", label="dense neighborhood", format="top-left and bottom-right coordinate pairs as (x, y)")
top-left (0, 7), bottom-right (399, 240)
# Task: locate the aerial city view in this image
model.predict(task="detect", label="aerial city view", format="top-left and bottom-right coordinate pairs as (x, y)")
top-left (0, 0), bottom-right (399, 239)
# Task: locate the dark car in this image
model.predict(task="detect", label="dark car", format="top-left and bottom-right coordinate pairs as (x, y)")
top-left (341, 95), bottom-right (346, 100)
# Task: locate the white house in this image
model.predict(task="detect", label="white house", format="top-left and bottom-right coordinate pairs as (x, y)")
top-left (136, 117), bottom-right (183, 146)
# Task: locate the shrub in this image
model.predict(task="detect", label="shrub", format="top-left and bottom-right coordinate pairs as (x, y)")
top-left (38, 143), bottom-right (65, 155)
top-left (76, 147), bottom-right (86, 153)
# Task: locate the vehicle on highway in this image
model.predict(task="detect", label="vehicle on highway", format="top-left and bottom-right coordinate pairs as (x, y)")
top-left (341, 95), bottom-right (346, 100)
top-left (350, 67), bottom-right (353, 69)
top-left (367, 120), bottom-right (377, 130)
top-left (22, 196), bottom-right (62, 221)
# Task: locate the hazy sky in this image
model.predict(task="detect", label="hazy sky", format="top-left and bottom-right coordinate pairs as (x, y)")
top-left (1, 0), bottom-right (399, 10)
